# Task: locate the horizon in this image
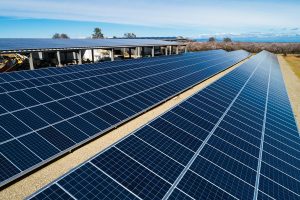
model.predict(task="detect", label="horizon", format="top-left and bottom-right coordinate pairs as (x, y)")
top-left (0, 0), bottom-right (299, 39)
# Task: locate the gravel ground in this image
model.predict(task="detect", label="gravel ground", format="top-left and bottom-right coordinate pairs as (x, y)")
top-left (278, 55), bottom-right (300, 132)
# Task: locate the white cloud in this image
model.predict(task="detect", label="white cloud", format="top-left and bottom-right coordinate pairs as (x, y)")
top-left (0, 0), bottom-right (299, 29)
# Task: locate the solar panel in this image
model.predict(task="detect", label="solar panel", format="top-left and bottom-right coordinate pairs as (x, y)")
top-left (0, 50), bottom-right (250, 187)
top-left (0, 39), bottom-right (179, 52)
top-left (28, 51), bottom-right (299, 200)
top-left (0, 49), bottom-right (224, 86)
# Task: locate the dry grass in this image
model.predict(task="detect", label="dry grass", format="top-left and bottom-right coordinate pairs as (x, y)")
top-left (283, 55), bottom-right (300, 79)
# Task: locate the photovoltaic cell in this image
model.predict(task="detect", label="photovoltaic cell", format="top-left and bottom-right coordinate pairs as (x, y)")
top-left (57, 163), bottom-right (140, 200)
top-left (29, 184), bottom-right (74, 200)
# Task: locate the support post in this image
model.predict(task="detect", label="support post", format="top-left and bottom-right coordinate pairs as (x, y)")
top-left (176, 46), bottom-right (179, 54)
top-left (29, 53), bottom-right (34, 70)
top-left (139, 47), bottom-right (142, 57)
top-left (185, 45), bottom-right (188, 53)
top-left (77, 50), bottom-right (82, 65)
top-left (129, 48), bottom-right (132, 58)
top-left (57, 51), bottom-right (62, 67)
top-left (110, 48), bottom-right (114, 61)
top-left (91, 49), bottom-right (95, 63)
top-left (165, 46), bottom-right (168, 55)
top-left (135, 47), bottom-right (140, 58)
top-left (99, 51), bottom-right (103, 60)
top-left (38, 52), bottom-right (43, 60)
top-left (141, 47), bottom-right (145, 57)
top-left (122, 48), bottom-right (126, 59)
top-left (169, 46), bottom-right (172, 55)
top-left (152, 46), bottom-right (155, 57)
top-left (64, 51), bottom-right (68, 64)
top-left (73, 52), bottom-right (77, 64)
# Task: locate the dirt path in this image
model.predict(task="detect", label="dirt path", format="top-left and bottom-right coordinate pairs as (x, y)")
top-left (278, 55), bottom-right (300, 132)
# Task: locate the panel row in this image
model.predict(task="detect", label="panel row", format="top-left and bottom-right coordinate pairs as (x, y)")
top-left (0, 50), bottom-right (250, 187)
top-left (0, 50), bottom-right (225, 88)
top-left (258, 53), bottom-right (300, 200)
top-left (28, 52), bottom-right (280, 200)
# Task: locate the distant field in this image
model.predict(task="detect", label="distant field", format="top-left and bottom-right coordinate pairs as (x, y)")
top-left (283, 55), bottom-right (300, 79)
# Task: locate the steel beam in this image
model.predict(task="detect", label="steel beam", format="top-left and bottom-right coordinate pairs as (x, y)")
top-left (77, 50), bottom-right (82, 65)
top-left (152, 46), bottom-right (155, 57)
top-left (56, 51), bottom-right (62, 67)
top-left (129, 48), bottom-right (132, 58)
top-left (141, 47), bottom-right (145, 57)
top-left (73, 52), bottom-right (77, 64)
top-left (110, 48), bottom-right (114, 61)
top-left (38, 52), bottom-right (43, 60)
top-left (91, 49), bottom-right (95, 63)
top-left (29, 53), bottom-right (34, 70)
top-left (135, 47), bottom-right (140, 58)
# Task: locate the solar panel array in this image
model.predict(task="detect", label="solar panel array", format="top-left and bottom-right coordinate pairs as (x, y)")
top-left (29, 51), bottom-right (299, 200)
top-left (0, 38), bottom-right (179, 52)
top-left (0, 50), bottom-right (250, 187)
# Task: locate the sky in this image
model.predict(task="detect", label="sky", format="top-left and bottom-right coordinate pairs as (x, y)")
top-left (0, 0), bottom-right (299, 38)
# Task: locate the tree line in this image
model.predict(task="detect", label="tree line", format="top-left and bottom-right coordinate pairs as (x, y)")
top-left (208, 37), bottom-right (232, 43)
top-left (187, 41), bottom-right (300, 54)
top-left (52, 28), bottom-right (137, 39)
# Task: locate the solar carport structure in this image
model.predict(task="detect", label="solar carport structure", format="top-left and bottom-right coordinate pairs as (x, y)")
top-left (28, 51), bottom-right (300, 200)
top-left (0, 39), bottom-right (181, 53)
top-left (0, 38), bottom-right (185, 70)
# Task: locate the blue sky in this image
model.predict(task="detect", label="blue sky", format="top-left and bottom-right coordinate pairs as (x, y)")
top-left (0, 0), bottom-right (299, 38)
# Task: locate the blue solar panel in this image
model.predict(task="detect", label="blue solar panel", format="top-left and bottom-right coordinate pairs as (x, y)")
top-left (28, 51), bottom-right (299, 200)
top-left (115, 135), bottom-right (184, 183)
top-left (0, 50), bottom-right (250, 187)
top-left (58, 163), bottom-right (140, 200)
top-left (29, 184), bottom-right (74, 200)
top-left (168, 189), bottom-right (193, 200)
top-left (0, 38), bottom-right (179, 52)
top-left (176, 170), bottom-right (234, 200)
